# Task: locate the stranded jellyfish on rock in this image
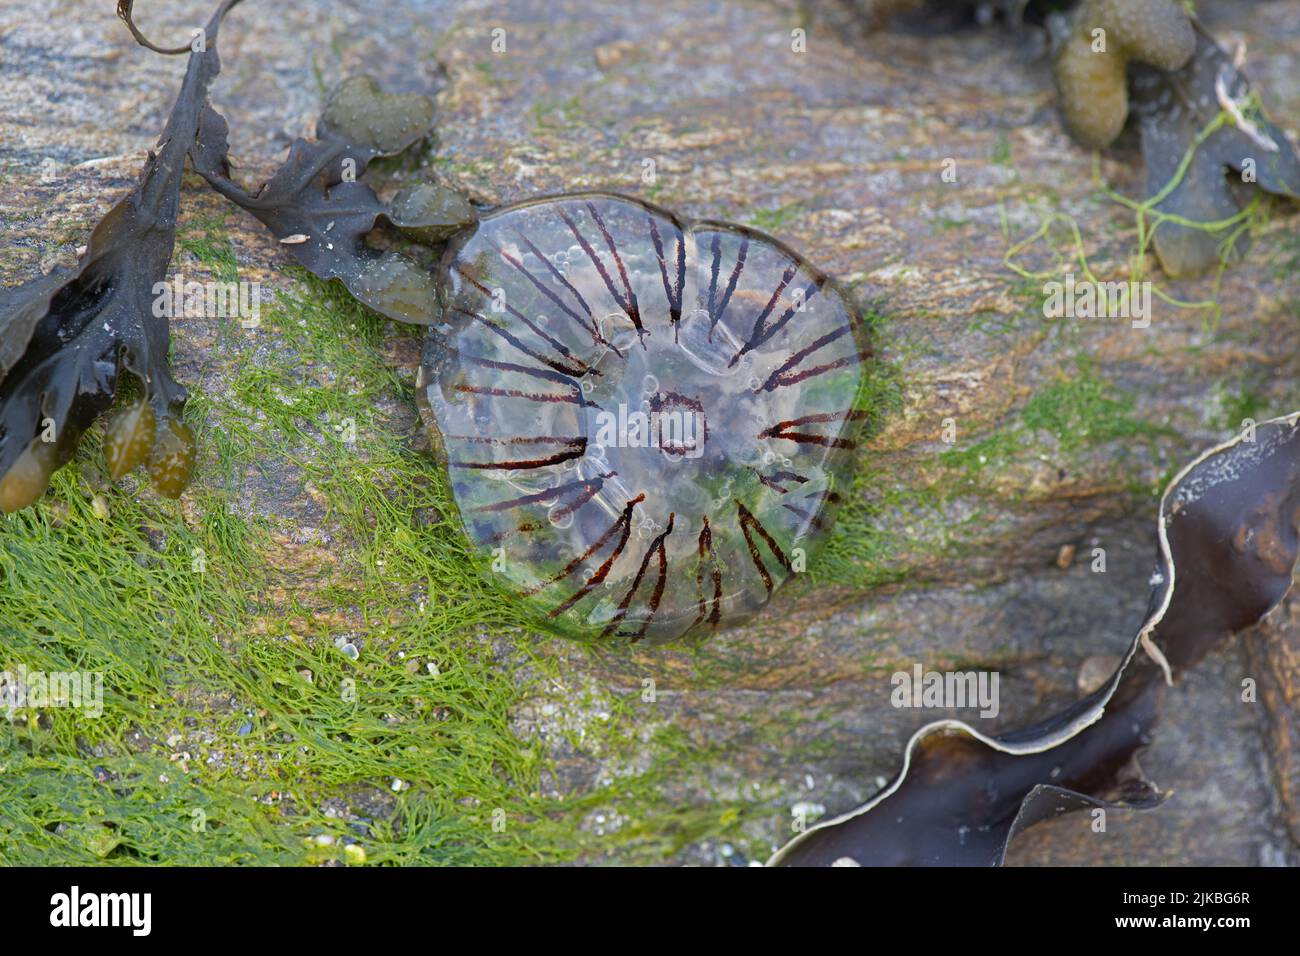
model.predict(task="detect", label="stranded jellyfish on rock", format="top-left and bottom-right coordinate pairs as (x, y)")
top-left (417, 193), bottom-right (871, 643)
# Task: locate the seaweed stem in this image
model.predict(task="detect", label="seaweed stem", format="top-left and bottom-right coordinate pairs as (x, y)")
top-left (117, 0), bottom-right (245, 56)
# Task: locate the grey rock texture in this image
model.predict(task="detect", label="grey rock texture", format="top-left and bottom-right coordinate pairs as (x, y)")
top-left (1, 0), bottom-right (1297, 865)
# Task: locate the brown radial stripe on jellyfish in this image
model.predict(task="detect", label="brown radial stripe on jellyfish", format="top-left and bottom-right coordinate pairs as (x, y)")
top-left (648, 216), bottom-right (686, 335)
top-left (759, 409), bottom-right (870, 450)
top-left (706, 233), bottom-right (747, 336)
top-left (538, 493), bottom-right (645, 610)
top-left (781, 489), bottom-right (844, 532)
top-left (449, 272), bottom-right (597, 377)
top-left (493, 241), bottom-right (604, 346)
top-left (756, 469), bottom-right (811, 494)
top-left (601, 513), bottom-right (676, 641)
top-left (473, 470), bottom-right (612, 544)
top-left (416, 192), bottom-right (873, 643)
top-left (558, 203), bottom-right (644, 340)
top-left (693, 515), bottom-right (724, 629)
top-left (736, 500), bottom-right (796, 596)
top-left (453, 308), bottom-right (592, 378)
top-left (759, 319), bottom-right (870, 392)
top-left (727, 269), bottom-right (824, 368)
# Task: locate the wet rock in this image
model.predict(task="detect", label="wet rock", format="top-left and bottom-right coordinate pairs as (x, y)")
top-left (1, 0), bottom-right (1296, 865)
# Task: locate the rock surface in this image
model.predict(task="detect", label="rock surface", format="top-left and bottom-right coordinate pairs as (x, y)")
top-left (2, 0), bottom-right (1298, 865)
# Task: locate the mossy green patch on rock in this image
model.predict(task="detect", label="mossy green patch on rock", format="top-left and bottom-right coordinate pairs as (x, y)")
top-left (0, 267), bottom-right (762, 866)
top-left (940, 356), bottom-right (1174, 487)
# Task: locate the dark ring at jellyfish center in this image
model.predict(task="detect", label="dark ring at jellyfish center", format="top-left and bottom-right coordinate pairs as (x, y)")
top-left (417, 192), bottom-right (872, 643)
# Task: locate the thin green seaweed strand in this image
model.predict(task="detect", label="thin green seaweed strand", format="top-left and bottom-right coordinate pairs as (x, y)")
top-left (1003, 105), bottom-right (1268, 329)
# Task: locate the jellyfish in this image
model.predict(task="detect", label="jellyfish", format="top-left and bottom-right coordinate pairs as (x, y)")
top-left (417, 193), bottom-right (871, 642)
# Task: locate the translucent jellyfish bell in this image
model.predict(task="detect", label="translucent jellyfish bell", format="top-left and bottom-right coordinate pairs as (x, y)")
top-left (417, 192), bottom-right (870, 643)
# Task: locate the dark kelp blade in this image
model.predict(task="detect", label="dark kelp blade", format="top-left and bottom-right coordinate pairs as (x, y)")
top-left (771, 414), bottom-right (1300, 865)
top-left (0, 0), bottom-right (244, 509)
top-left (188, 75), bottom-right (474, 325)
top-left (0, 0), bottom-right (466, 511)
